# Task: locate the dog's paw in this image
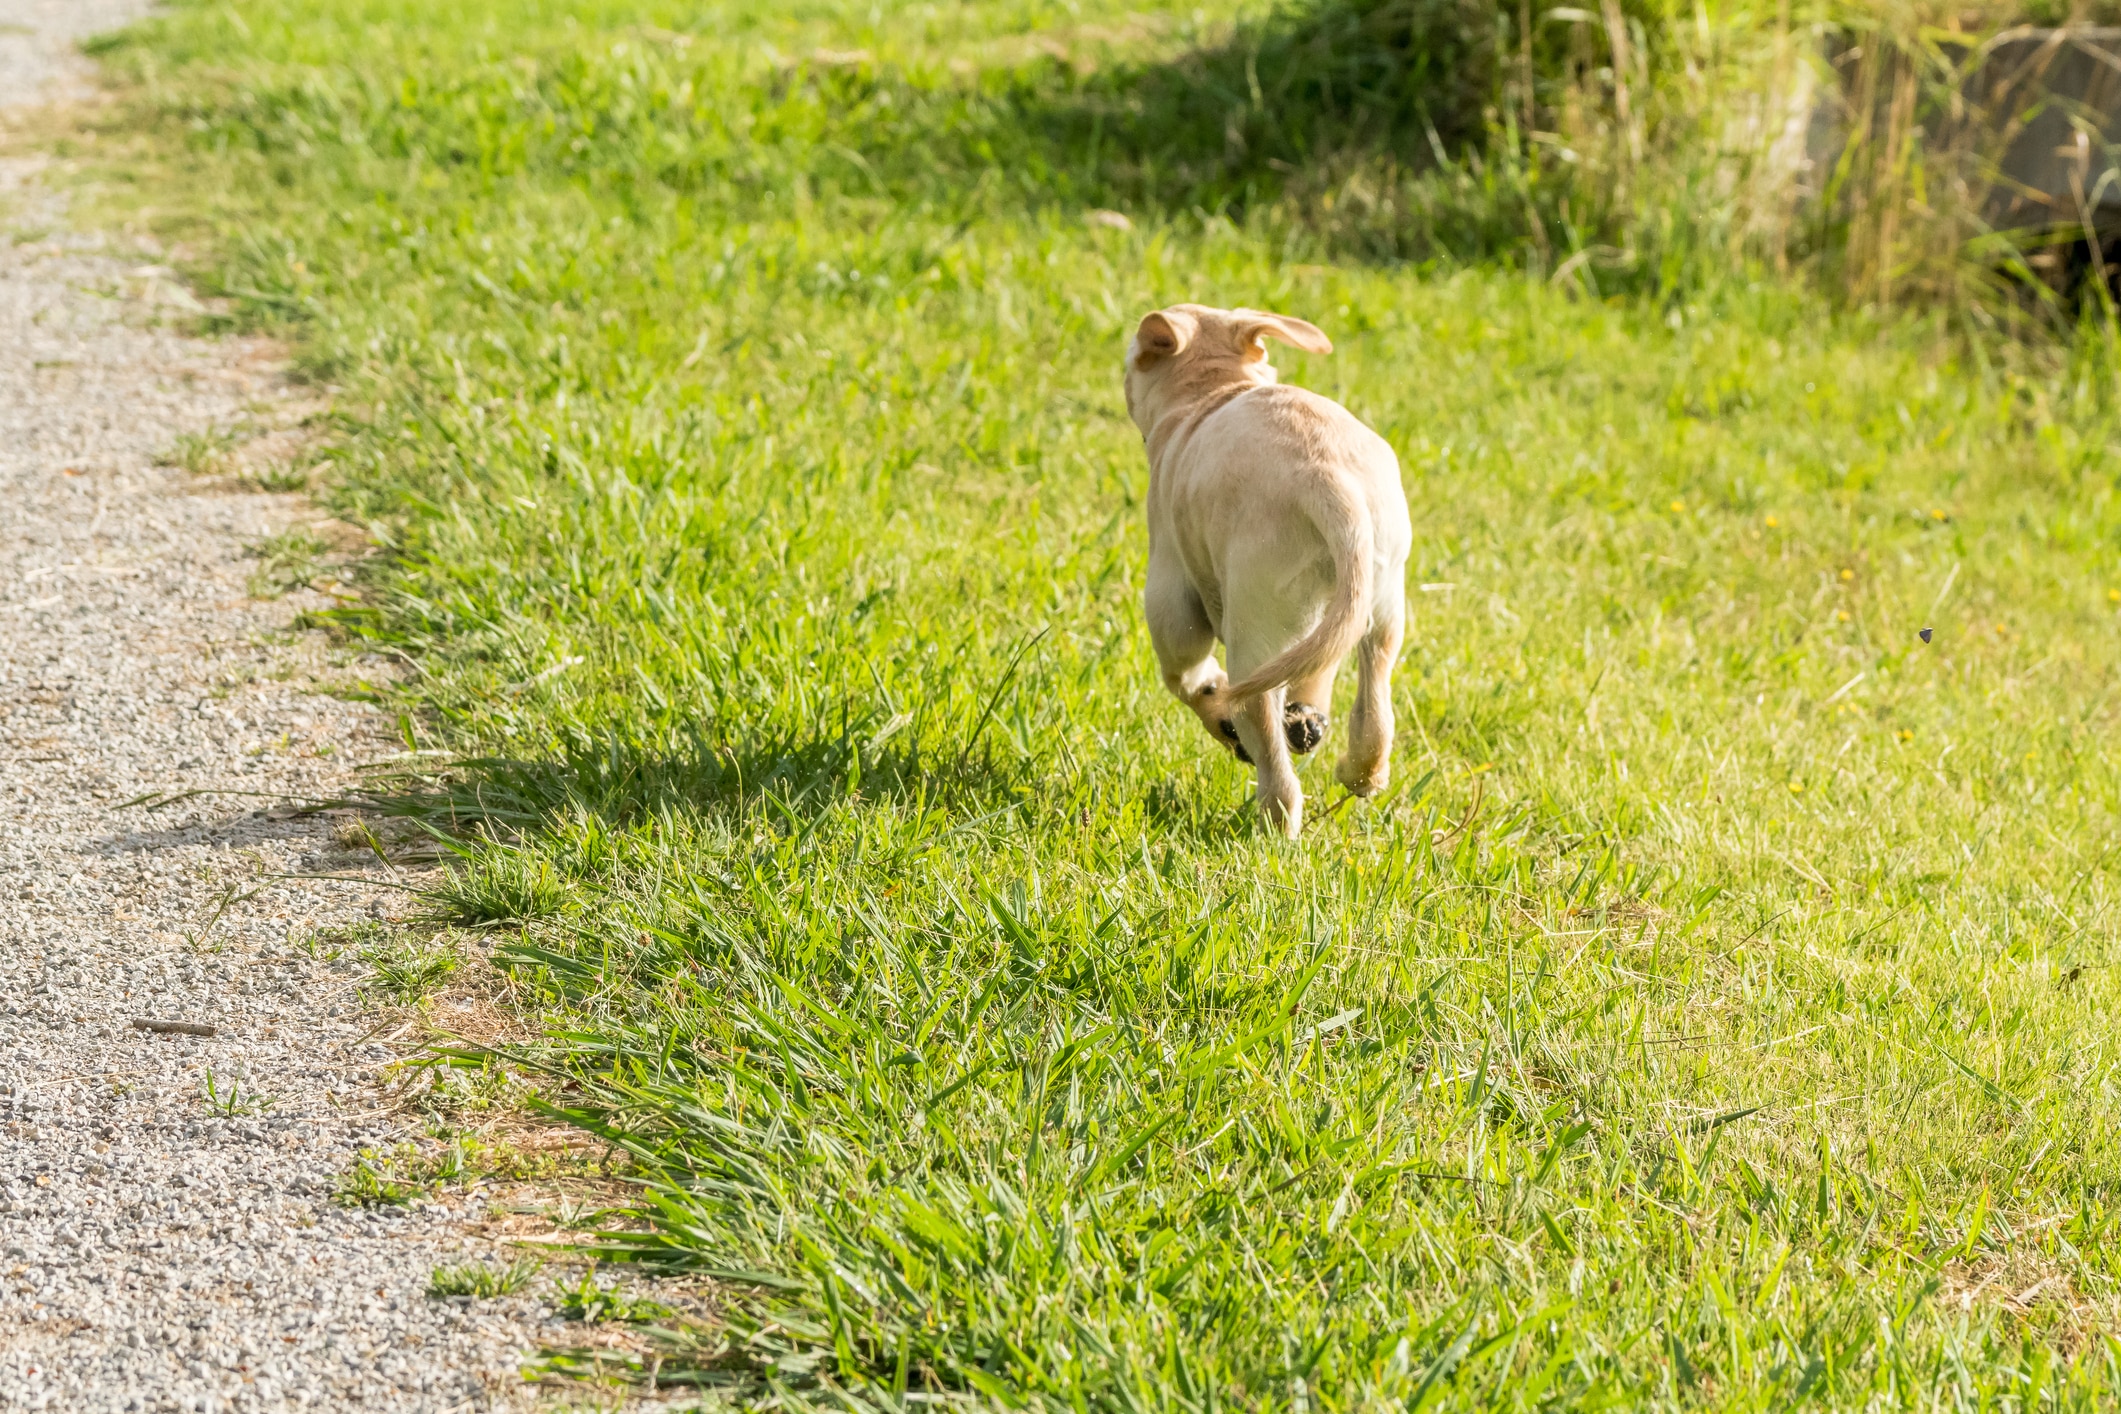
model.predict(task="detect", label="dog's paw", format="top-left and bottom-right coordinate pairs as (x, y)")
top-left (1283, 703), bottom-right (1327, 755)
top-left (1334, 755), bottom-right (1387, 797)
top-left (1217, 717), bottom-right (1254, 765)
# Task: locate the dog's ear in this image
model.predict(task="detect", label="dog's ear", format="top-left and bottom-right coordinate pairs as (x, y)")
top-left (1133, 309), bottom-right (1193, 366)
top-left (1240, 311), bottom-right (1333, 357)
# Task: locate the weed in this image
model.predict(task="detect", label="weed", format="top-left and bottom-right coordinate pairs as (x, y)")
top-left (198, 1068), bottom-right (274, 1117)
top-left (243, 526), bottom-right (329, 598)
top-left (426, 1256), bottom-right (542, 1299)
top-left (333, 1146), bottom-right (420, 1207)
top-left (163, 425), bottom-right (238, 477)
top-left (358, 929), bottom-right (462, 1005)
top-left (550, 1272), bottom-right (673, 1325)
top-left (240, 461), bottom-right (312, 493)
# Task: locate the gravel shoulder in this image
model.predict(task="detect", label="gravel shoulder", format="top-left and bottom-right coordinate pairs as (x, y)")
top-left (0, 9), bottom-right (594, 1412)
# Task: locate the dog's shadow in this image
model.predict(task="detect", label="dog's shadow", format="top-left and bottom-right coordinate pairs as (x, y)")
top-left (340, 721), bottom-right (1294, 869)
top-left (346, 725), bottom-right (1041, 851)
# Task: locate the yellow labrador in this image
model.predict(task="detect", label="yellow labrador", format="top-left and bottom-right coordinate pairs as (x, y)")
top-left (1124, 304), bottom-right (1411, 837)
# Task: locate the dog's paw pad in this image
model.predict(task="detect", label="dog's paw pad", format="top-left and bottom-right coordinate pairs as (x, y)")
top-left (1217, 718), bottom-right (1253, 765)
top-left (1283, 704), bottom-right (1327, 755)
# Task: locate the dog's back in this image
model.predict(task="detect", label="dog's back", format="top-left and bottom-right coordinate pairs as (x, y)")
top-left (1161, 383), bottom-right (1405, 593)
top-left (1126, 303), bottom-right (1412, 836)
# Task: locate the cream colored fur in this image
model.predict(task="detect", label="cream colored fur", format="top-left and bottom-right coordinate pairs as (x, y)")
top-left (1124, 304), bottom-right (1411, 838)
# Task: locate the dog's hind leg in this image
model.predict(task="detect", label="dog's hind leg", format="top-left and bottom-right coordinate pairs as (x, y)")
top-left (1231, 687), bottom-right (1303, 837)
top-left (1283, 664), bottom-right (1337, 755)
top-left (1334, 604), bottom-right (1403, 798)
top-left (1146, 548), bottom-right (1244, 757)
top-left (1222, 607), bottom-right (1305, 834)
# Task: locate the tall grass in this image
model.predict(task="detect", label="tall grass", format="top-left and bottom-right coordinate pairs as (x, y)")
top-left (76, 0), bottom-right (2121, 1407)
top-left (859, 0), bottom-right (2121, 310)
top-left (1106, 0), bottom-right (2121, 312)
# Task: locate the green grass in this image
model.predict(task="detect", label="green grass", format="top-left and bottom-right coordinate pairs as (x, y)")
top-left (242, 460), bottom-right (313, 493)
top-left (550, 1271), bottom-right (677, 1325)
top-left (357, 926), bottom-right (465, 1004)
top-left (85, 0), bottom-right (2121, 1408)
top-left (198, 1066), bottom-right (276, 1117)
top-left (162, 424), bottom-right (240, 476)
top-left (428, 1256), bottom-right (545, 1299)
top-left (243, 524), bottom-right (330, 597)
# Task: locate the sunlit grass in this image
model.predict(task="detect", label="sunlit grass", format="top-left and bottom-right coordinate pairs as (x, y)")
top-left (81, 0), bottom-right (2121, 1407)
top-left (427, 1256), bottom-right (544, 1299)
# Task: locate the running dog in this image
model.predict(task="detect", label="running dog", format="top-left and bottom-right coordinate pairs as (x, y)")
top-left (1124, 304), bottom-right (1411, 838)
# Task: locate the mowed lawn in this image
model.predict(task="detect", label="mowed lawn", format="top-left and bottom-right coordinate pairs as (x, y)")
top-left (80, 0), bottom-right (2121, 1405)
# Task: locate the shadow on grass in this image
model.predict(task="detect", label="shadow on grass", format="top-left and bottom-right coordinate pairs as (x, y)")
top-left (831, 0), bottom-right (1580, 263)
top-left (1010, 0), bottom-right (1494, 193)
top-left (357, 725), bottom-right (1269, 858)
top-left (353, 727), bottom-right (1014, 835)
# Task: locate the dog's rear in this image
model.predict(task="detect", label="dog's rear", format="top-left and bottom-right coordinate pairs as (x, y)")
top-left (1126, 304), bottom-right (1411, 837)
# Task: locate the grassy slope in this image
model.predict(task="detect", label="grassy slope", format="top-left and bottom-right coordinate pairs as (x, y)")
top-left (84, 0), bottom-right (2121, 1406)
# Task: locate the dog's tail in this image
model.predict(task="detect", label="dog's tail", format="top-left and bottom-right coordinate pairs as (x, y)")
top-left (1223, 469), bottom-right (1373, 704)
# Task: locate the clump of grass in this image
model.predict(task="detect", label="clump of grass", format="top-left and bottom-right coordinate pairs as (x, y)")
top-left (427, 849), bottom-right (565, 926)
top-left (163, 425), bottom-right (239, 476)
top-left (358, 928), bottom-right (463, 1005)
top-left (427, 1256), bottom-right (542, 1299)
top-left (243, 526), bottom-right (330, 598)
top-left (333, 1146), bottom-right (421, 1207)
top-left (550, 1272), bottom-right (673, 1325)
top-left (240, 461), bottom-right (313, 493)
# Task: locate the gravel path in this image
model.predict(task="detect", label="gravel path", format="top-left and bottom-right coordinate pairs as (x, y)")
top-left (0, 2), bottom-right (150, 106)
top-left (0, 9), bottom-right (590, 1411)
